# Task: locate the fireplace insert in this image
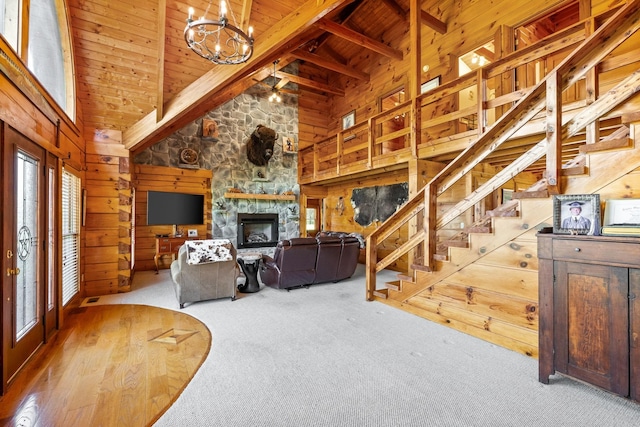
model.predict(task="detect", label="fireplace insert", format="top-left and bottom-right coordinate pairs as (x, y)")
top-left (237, 213), bottom-right (279, 249)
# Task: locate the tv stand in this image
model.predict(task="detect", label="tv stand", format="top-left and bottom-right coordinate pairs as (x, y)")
top-left (155, 236), bottom-right (188, 273)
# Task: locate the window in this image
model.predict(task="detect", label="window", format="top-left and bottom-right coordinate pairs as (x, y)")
top-left (1, 0), bottom-right (74, 116)
top-left (62, 169), bottom-right (81, 305)
top-left (28, 0), bottom-right (66, 111)
top-left (0, 0), bottom-right (20, 51)
top-left (306, 207), bottom-right (317, 232)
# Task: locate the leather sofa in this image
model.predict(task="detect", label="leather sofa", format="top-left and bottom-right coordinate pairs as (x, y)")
top-left (259, 235), bottom-right (360, 290)
top-left (170, 240), bottom-right (239, 308)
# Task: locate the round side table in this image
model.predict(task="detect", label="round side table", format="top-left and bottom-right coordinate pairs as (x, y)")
top-left (237, 253), bottom-right (262, 293)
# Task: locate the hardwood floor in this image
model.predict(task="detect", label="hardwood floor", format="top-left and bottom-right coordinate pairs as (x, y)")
top-left (0, 304), bottom-right (211, 426)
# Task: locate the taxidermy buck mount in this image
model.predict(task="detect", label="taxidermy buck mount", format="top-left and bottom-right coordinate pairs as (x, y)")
top-left (246, 124), bottom-right (278, 166)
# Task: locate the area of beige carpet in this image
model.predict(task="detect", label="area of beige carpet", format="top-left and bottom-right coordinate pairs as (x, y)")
top-left (89, 265), bottom-right (640, 426)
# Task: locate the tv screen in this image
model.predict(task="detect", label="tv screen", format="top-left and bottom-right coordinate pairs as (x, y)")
top-left (147, 191), bottom-right (205, 225)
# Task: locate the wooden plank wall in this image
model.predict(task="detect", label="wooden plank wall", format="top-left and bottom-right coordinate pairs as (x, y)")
top-left (84, 132), bottom-right (132, 296)
top-left (132, 164), bottom-right (213, 272)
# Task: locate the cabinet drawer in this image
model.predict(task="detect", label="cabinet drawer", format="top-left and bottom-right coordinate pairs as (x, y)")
top-left (553, 239), bottom-right (640, 265)
top-left (158, 244), bottom-right (170, 252)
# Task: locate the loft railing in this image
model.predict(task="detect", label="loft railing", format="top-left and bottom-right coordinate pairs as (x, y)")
top-left (364, 0), bottom-right (640, 299)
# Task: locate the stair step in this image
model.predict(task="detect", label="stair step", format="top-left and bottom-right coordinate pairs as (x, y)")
top-left (468, 226), bottom-right (491, 233)
top-left (432, 254), bottom-right (448, 261)
top-left (444, 241), bottom-right (468, 248)
top-left (372, 288), bottom-right (388, 299)
top-left (397, 274), bottom-right (413, 281)
top-left (411, 263), bottom-right (433, 272)
top-left (385, 280), bottom-right (401, 291)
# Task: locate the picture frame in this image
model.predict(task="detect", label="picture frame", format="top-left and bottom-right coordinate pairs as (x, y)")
top-left (202, 119), bottom-right (219, 138)
top-left (251, 166), bottom-right (269, 182)
top-left (553, 194), bottom-right (600, 235)
top-left (342, 110), bottom-right (355, 130)
top-left (603, 198), bottom-right (640, 226)
top-left (282, 136), bottom-right (297, 153)
top-left (421, 75), bottom-right (441, 94)
top-left (187, 229), bottom-right (198, 237)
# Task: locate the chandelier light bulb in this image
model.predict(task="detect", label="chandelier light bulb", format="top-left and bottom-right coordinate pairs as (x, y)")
top-left (220, 0), bottom-right (227, 18)
top-left (188, 7), bottom-right (194, 21)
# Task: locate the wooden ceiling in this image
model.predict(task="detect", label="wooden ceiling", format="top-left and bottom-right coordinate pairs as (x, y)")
top-left (67, 0), bottom-right (446, 152)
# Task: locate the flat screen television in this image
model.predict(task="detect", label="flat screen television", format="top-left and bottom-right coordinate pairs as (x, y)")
top-left (147, 191), bottom-right (205, 225)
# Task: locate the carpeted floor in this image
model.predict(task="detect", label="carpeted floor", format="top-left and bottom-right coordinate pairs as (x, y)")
top-left (86, 265), bottom-right (640, 426)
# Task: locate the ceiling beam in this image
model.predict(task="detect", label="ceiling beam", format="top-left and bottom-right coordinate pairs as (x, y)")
top-left (421, 10), bottom-right (447, 34)
top-left (315, 18), bottom-right (403, 61)
top-left (123, 0), bottom-right (354, 151)
top-left (291, 48), bottom-right (370, 81)
top-left (275, 71), bottom-right (345, 96)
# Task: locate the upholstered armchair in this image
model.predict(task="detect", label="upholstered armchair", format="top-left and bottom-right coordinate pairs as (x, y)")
top-left (170, 239), bottom-right (239, 308)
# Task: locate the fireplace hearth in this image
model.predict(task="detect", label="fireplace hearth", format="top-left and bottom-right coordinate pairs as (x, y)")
top-left (237, 213), bottom-right (279, 249)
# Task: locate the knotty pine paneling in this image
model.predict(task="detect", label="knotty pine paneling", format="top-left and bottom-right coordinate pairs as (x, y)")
top-left (133, 164), bottom-right (212, 272)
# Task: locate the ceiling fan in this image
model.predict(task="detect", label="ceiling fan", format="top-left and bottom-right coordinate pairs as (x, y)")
top-left (255, 60), bottom-right (297, 102)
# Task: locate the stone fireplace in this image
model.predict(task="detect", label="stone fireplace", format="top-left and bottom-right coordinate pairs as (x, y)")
top-left (237, 213), bottom-right (279, 249)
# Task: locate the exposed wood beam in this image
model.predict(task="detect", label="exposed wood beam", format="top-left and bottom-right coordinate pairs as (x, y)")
top-left (123, 0), bottom-right (353, 151)
top-left (291, 48), bottom-right (370, 81)
top-left (380, 0), bottom-right (407, 21)
top-left (315, 18), bottom-right (403, 61)
top-left (275, 71), bottom-right (345, 96)
top-left (155, 0), bottom-right (166, 122)
top-left (240, 0), bottom-right (254, 31)
top-left (421, 10), bottom-right (447, 34)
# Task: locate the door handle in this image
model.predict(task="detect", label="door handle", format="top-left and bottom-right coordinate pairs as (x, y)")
top-left (6, 267), bottom-right (20, 276)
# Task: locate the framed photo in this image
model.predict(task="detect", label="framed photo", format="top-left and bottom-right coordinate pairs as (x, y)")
top-left (187, 229), bottom-right (198, 237)
top-left (603, 198), bottom-right (640, 226)
top-left (553, 194), bottom-right (600, 235)
top-left (421, 76), bottom-right (441, 94)
top-left (282, 136), bottom-right (297, 153)
top-left (342, 110), bottom-right (355, 130)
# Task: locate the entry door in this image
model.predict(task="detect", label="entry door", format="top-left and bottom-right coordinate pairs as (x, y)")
top-left (2, 125), bottom-right (47, 392)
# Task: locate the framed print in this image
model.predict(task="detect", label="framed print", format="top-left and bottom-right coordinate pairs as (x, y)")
top-left (202, 119), bottom-right (219, 138)
top-left (553, 194), bottom-right (600, 235)
top-left (252, 166), bottom-right (269, 182)
top-left (601, 198), bottom-right (640, 236)
top-left (421, 76), bottom-right (441, 94)
top-left (342, 110), bottom-right (355, 130)
top-left (282, 136), bottom-right (297, 153)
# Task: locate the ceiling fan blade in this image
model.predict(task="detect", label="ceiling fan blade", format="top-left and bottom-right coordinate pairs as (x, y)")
top-left (275, 78), bottom-right (289, 90)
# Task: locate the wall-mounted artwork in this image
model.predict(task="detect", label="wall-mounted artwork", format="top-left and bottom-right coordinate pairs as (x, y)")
top-left (202, 119), bottom-right (219, 138)
top-left (283, 136), bottom-right (297, 153)
top-left (351, 183), bottom-right (409, 226)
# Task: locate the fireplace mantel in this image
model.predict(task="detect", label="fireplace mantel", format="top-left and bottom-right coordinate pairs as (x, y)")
top-left (224, 192), bottom-right (295, 201)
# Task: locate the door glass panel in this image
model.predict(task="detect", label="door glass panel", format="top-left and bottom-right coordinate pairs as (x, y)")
top-left (47, 166), bottom-right (55, 311)
top-left (16, 151), bottom-right (40, 341)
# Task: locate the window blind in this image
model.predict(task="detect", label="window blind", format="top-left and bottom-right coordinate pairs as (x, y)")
top-left (62, 170), bottom-right (80, 305)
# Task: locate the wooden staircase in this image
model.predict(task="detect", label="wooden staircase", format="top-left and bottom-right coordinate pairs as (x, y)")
top-left (365, 0), bottom-right (640, 357)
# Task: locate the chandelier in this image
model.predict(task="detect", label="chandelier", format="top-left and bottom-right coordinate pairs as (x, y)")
top-left (184, 0), bottom-right (254, 65)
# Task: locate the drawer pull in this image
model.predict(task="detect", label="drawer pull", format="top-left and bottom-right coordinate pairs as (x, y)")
top-left (574, 247), bottom-right (581, 252)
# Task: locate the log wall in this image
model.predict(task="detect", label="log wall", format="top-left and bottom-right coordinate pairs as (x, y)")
top-left (132, 165), bottom-right (213, 273)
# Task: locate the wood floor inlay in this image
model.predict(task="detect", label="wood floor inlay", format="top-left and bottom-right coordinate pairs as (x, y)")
top-left (0, 304), bottom-right (211, 427)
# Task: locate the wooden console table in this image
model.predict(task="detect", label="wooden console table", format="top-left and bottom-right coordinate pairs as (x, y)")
top-left (155, 236), bottom-right (188, 273)
top-left (537, 232), bottom-right (640, 402)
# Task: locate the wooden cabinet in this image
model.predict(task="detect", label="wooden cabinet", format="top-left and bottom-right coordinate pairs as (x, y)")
top-left (154, 236), bottom-right (188, 273)
top-left (537, 233), bottom-right (640, 401)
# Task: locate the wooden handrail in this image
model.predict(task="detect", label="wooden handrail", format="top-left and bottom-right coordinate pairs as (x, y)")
top-left (363, 0), bottom-right (640, 299)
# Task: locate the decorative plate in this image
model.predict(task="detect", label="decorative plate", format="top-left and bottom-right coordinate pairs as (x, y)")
top-left (180, 148), bottom-right (199, 165)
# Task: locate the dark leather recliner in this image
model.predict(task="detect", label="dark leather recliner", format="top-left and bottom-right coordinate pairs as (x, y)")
top-left (259, 235), bottom-right (360, 290)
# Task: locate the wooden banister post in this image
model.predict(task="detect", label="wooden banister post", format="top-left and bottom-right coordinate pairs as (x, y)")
top-left (545, 73), bottom-right (562, 195)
